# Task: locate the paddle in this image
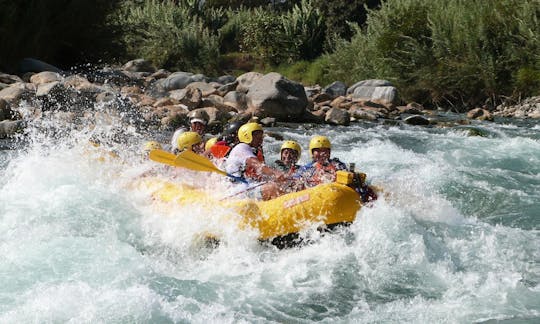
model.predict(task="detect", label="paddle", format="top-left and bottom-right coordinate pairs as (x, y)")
top-left (149, 149), bottom-right (248, 184)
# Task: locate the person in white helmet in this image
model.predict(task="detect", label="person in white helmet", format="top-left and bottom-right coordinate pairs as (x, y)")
top-left (170, 109), bottom-right (209, 153)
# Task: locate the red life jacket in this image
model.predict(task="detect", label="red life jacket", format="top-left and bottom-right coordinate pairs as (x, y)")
top-left (309, 161), bottom-right (339, 185)
top-left (210, 142), bottom-right (231, 159)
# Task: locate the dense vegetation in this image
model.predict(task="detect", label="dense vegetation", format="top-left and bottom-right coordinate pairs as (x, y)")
top-left (1, 0), bottom-right (538, 109)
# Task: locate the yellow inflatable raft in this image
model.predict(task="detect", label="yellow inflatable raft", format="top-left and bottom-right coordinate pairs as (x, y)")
top-left (136, 170), bottom-right (369, 247)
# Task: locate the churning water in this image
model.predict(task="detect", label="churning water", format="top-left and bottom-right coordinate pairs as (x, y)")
top-left (1, 111), bottom-right (539, 323)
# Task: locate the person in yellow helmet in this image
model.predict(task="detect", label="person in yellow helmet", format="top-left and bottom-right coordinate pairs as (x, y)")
top-left (295, 135), bottom-right (346, 187)
top-left (142, 140), bottom-right (163, 159)
top-left (171, 109), bottom-right (209, 152)
top-left (225, 122), bottom-right (286, 200)
top-left (204, 137), bottom-right (218, 152)
top-left (177, 131), bottom-right (204, 154)
top-left (143, 140), bottom-right (162, 153)
top-left (275, 140), bottom-right (302, 174)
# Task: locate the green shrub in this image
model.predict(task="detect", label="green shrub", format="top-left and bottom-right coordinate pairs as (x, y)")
top-left (311, 0), bottom-right (381, 40)
top-left (110, 0), bottom-right (220, 73)
top-left (281, 0), bottom-right (326, 60)
top-left (515, 67), bottom-right (540, 97)
top-left (272, 57), bottom-right (331, 85)
top-left (322, 0), bottom-right (540, 109)
top-left (240, 8), bottom-right (293, 66)
top-left (218, 8), bottom-right (252, 53)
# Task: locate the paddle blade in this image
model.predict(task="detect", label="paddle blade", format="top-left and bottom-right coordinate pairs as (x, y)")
top-left (175, 150), bottom-right (227, 175)
top-left (149, 149), bottom-right (177, 166)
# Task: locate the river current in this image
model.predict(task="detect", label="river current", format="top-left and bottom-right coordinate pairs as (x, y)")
top-left (0, 111), bottom-right (539, 323)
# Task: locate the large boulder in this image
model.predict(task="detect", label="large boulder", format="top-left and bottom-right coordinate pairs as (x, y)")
top-left (236, 72), bottom-right (263, 93)
top-left (347, 79), bottom-right (400, 105)
top-left (245, 72), bottom-right (308, 120)
top-left (158, 72), bottom-right (195, 91)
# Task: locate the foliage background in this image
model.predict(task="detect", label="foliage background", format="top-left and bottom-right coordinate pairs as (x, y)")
top-left (0, 0), bottom-right (538, 109)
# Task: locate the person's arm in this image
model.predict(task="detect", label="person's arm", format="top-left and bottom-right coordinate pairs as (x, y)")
top-left (246, 157), bottom-right (285, 180)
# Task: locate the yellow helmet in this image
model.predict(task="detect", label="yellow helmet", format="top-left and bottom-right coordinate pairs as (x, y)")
top-left (177, 131), bottom-right (202, 151)
top-left (143, 140), bottom-right (162, 152)
top-left (238, 122), bottom-right (263, 144)
top-left (205, 137), bottom-right (218, 151)
top-left (309, 135), bottom-right (331, 157)
top-left (280, 140), bottom-right (301, 156)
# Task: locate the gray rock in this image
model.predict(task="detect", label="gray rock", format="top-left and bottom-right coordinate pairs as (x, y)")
top-left (0, 84), bottom-right (33, 105)
top-left (186, 81), bottom-right (217, 97)
top-left (19, 58), bottom-right (63, 74)
top-left (217, 80), bottom-right (238, 94)
top-left (260, 117), bottom-right (276, 127)
top-left (0, 73), bottom-right (23, 84)
top-left (223, 91), bottom-right (247, 111)
top-left (300, 110), bottom-right (325, 123)
top-left (246, 72), bottom-right (308, 120)
top-left (403, 114), bottom-right (430, 126)
top-left (36, 81), bottom-right (64, 97)
top-left (169, 87), bottom-right (202, 110)
top-left (323, 81), bottom-right (347, 98)
top-left (304, 85), bottom-right (321, 98)
top-left (0, 99), bottom-right (11, 120)
top-left (0, 120), bottom-right (24, 138)
top-left (467, 108), bottom-right (493, 121)
top-left (217, 75), bottom-right (236, 84)
top-left (236, 72), bottom-right (263, 93)
top-left (325, 107), bottom-right (350, 125)
top-left (191, 74), bottom-right (207, 83)
top-left (122, 59), bottom-right (156, 73)
top-left (351, 85), bottom-right (399, 105)
top-left (349, 107), bottom-right (382, 121)
top-left (347, 79), bottom-right (393, 94)
top-left (30, 71), bottom-right (63, 85)
top-left (158, 72), bottom-right (195, 91)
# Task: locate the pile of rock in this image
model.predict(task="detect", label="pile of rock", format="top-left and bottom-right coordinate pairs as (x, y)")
top-left (7, 58), bottom-right (532, 139)
top-left (492, 96), bottom-right (540, 119)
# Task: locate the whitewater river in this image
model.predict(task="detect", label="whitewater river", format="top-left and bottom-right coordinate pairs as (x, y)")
top-left (1, 113), bottom-right (539, 323)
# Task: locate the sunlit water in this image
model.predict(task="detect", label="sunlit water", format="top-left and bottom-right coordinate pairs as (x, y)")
top-left (0, 108), bottom-right (539, 323)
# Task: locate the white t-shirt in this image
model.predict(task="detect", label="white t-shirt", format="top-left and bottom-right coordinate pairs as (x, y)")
top-left (225, 143), bottom-right (256, 177)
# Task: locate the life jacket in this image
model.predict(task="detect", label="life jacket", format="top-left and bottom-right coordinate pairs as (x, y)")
top-left (275, 160), bottom-right (300, 175)
top-left (210, 141), bottom-right (231, 159)
top-left (297, 158), bottom-right (346, 187)
top-left (243, 147), bottom-right (265, 181)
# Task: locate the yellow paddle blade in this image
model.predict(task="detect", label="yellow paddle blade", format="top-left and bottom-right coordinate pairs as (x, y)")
top-left (175, 150), bottom-right (227, 176)
top-left (149, 148), bottom-right (248, 183)
top-left (149, 149), bottom-right (177, 167)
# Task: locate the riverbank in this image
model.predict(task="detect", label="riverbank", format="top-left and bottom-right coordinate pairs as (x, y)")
top-left (0, 58), bottom-right (539, 141)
